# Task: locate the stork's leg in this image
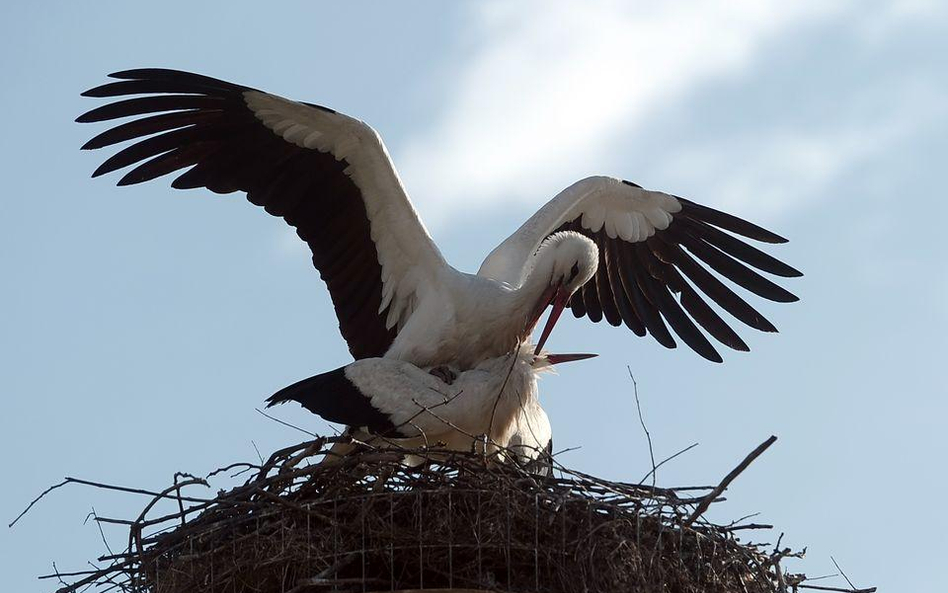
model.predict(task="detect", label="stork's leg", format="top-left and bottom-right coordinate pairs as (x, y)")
top-left (429, 365), bottom-right (457, 384)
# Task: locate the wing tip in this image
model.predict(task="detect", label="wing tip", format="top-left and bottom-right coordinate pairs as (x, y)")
top-left (695, 338), bottom-right (724, 362)
top-left (108, 68), bottom-right (171, 80)
top-left (90, 162), bottom-right (114, 178)
top-left (731, 337), bottom-right (751, 352)
top-left (772, 291), bottom-right (800, 304)
top-left (624, 320), bottom-right (647, 337)
top-left (264, 394), bottom-right (284, 408)
top-left (745, 309), bottom-right (779, 333)
top-left (677, 197), bottom-right (791, 244)
top-left (652, 333), bottom-right (677, 350)
top-left (116, 171), bottom-right (144, 186)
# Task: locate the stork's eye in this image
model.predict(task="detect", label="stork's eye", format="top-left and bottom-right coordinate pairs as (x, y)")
top-left (568, 263), bottom-right (580, 282)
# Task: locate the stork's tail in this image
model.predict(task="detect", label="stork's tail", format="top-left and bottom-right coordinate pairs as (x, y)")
top-left (265, 365), bottom-right (399, 435)
top-left (266, 366), bottom-right (346, 410)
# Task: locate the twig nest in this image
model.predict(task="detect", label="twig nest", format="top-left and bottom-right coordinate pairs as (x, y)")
top-left (53, 438), bottom-right (803, 593)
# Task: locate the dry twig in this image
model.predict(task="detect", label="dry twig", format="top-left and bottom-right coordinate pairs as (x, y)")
top-left (685, 435), bottom-right (778, 527)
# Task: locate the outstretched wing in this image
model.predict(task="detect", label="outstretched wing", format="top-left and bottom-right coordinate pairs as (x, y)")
top-left (79, 68), bottom-right (449, 360)
top-left (478, 176), bottom-right (801, 362)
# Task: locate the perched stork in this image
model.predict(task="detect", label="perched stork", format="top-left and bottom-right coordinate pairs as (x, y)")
top-left (266, 344), bottom-right (588, 473)
top-left (78, 69), bottom-right (800, 374)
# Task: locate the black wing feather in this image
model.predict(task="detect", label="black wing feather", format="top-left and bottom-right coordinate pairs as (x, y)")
top-left (677, 217), bottom-right (802, 277)
top-left (594, 234), bottom-right (623, 327)
top-left (677, 197), bottom-right (788, 243)
top-left (81, 110), bottom-right (223, 150)
top-left (547, 184), bottom-right (799, 361)
top-left (645, 237), bottom-right (749, 352)
top-left (581, 274), bottom-right (603, 323)
top-left (117, 144), bottom-right (211, 186)
top-left (669, 226), bottom-right (799, 303)
top-left (77, 95), bottom-right (226, 122)
top-left (619, 241), bottom-right (677, 349)
top-left (604, 241), bottom-right (646, 335)
top-left (568, 290), bottom-right (587, 319)
top-left (653, 236), bottom-right (778, 333)
top-left (79, 68), bottom-right (396, 359)
top-left (633, 243), bottom-right (721, 362)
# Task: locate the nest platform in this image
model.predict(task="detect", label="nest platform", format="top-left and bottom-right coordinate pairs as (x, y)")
top-left (33, 436), bottom-right (846, 593)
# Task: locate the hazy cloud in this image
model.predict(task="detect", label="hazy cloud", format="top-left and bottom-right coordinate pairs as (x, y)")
top-left (397, 0), bottom-right (854, 226)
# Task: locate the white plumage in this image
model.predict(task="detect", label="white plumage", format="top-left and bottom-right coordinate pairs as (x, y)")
top-left (268, 343), bottom-right (560, 471)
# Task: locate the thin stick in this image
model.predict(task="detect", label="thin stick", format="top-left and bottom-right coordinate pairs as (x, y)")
top-left (628, 368), bottom-right (657, 488)
top-left (638, 442), bottom-right (699, 485)
top-left (9, 479), bottom-right (69, 528)
top-left (251, 440), bottom-right (264, 465)
top-left (831, 556), bottom-right (864, 592)
top-left (727, 512), bottom-right (761, 527)
top-left (396, 388), bottom-right (469, 433)
top-left (87, 507), bottom-right (114, 556)
top-left (255, 407), bottom-right (317, 437)
top-left (487, 342), bottom-right (522, 438)
top-left (9, 477), bottom-right (212, 528)
top-left (798, 585), bottom-right (877, 593)
top-left (684, 435), bottom-right (777, 527)
top-left (723, 523), bottom-right (773, 531)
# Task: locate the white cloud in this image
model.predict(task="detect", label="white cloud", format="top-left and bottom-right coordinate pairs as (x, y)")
top-left (654, 78), bottom-right (947, 224)
top-left (857, 0), bottom-right (946, 43)
top-left (657, 125), bottom-right (895, 224)
top-left (396, 0), bottom-right (851, 227)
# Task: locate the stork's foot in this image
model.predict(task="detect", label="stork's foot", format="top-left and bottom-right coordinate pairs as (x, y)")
top-left (429, 365), bottom-right (457, 385)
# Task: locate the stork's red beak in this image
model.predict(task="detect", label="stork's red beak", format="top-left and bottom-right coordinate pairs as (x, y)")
top-left (545, 352), bottom-right (598, 364)
top-left (534, 288), bottom-right (570, 355)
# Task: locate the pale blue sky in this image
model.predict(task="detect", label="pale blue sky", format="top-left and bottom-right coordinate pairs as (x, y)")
top-left (2, 2), bottom-right (945, 591)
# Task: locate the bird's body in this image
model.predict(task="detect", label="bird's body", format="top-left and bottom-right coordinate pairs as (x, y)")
top-left (268, 342), bottom-right (558, 469)
top-left (378, 270), bottom-right (521, 369)
top-left (78, 68), bottom-right (801, 456)
top-left (384, 231), bottom-right (598, 369)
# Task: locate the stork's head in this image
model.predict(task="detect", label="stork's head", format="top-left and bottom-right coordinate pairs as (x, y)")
top-left (526, 231), bottom-right (598, 354)
top-left (547, 231), bottom-right (599, 291)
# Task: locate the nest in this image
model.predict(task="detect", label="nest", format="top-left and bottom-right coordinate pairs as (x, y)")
top-left (33, 436), bottom-right (853, 593)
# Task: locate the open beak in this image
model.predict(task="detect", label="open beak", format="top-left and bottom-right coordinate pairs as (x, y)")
top-left (534, 287), bottom-right (570, 355)
top-left (545, 352), bottom-right (598, 365)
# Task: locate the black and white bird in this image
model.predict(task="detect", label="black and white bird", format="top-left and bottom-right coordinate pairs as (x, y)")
top-left (78, 69), bottom-right (801, 447)
top-left (266, 344), bottom-right (591, 472)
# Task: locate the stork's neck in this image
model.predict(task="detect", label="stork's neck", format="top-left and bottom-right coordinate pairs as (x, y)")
top-left (509, 240), bottom-right (561, 331)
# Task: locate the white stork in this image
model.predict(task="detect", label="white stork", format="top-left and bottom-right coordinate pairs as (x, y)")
top-left (78, 69), bottom-right (801, 431)
top-left (265, 344), bottom-right (590, 473)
